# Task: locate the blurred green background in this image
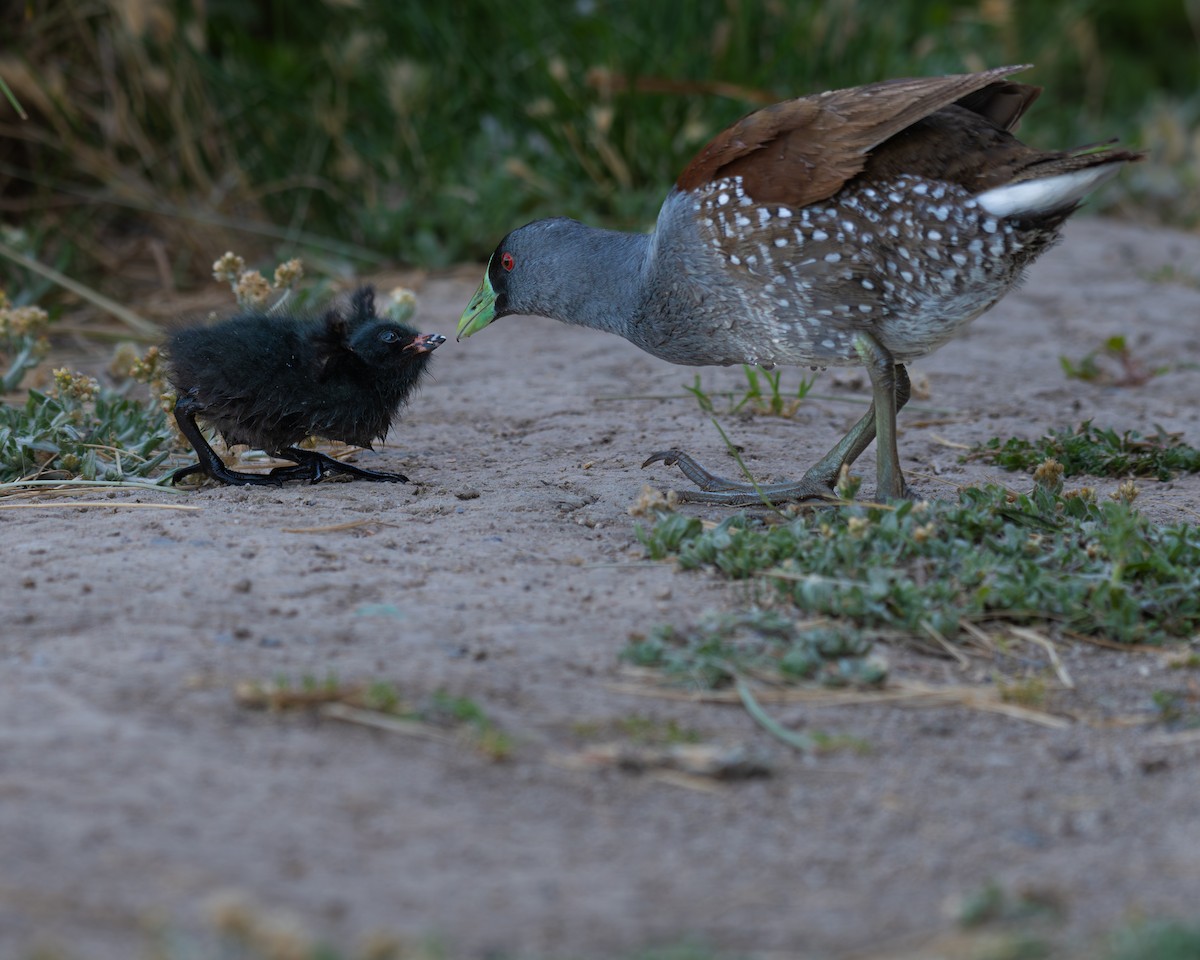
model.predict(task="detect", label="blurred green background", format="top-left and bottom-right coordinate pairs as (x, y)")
top-left (1, 0), bottom-right (1198, 298)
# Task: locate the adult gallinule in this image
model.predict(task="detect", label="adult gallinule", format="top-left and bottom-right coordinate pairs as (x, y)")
top-left (458, 65), bottom-right (1141, 503)
top-left (168, 286), bottom-right (444, 486)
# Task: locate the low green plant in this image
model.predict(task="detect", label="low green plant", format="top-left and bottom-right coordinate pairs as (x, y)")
top-left (1150, 689), bottom-right (1200, 729)
top-left (1060, 335), bottom-right (1163, 387)
top-left (971, 421), bottom-right (1200, 481)
top-left (0, 369), bottom-right (174, 482)
top-left (422, 690), bottom-right (513, 761)
top-left (637, 485), bottom-right (1200, 646)
top-left (0, 291), bottom-right (49, 392)
top-left (959, 880), bottom-right (1064, 929)
top-left (623, 610), bottom-right (885, 691)
top-left (1145, 264), bottom-right (1200, 290)
top-left (622, 610), bottom-right (880, 752)
top-left (1107, 921), bottom-right (1200, 960)
top-left (0, 278), bottom-right (178, 483)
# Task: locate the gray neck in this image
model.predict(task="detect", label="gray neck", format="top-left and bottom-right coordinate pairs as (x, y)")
top-left (519, 221), bottom-right (653, 337)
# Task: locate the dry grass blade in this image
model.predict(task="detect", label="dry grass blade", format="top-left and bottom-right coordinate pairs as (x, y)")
top-left (920, 618), bottom-right (972, 667)
top-left (1009, 626), bottom-right (1074, 689)
top-left (1065, 631), bottom-right (1162, 654)
top-left (0, 479), bottom-right (184, 497)
top-left (928, 432), bottom-right (972, 448)
top-left (607, 678), bottom-right (1073, 728)
top-left (320, 703), bottom-right (459, 746)
top-left (0, 240), bottom-right (159, 335)
top-left (548, 752), bottom-right (728, 794)
top-left (281, 518), bottom-right (394, 534)
top-left (959, 620), bottom-right (998, 657)
top-left (236, 681), bottom-right (365, 711)
top-left (0, 500), bottom-right (198, 511)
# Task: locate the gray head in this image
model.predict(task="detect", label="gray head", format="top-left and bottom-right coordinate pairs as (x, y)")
top-left (456, 218), bottom-right (585, 337)
top-left (457, 217), bottom-right (651, 340)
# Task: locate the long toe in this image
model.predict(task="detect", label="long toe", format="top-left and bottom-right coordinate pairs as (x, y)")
top-left (170, 463), bottom-right (207, 485)
top-left (268, 463), bottom-right (320, 482)
top-left (274, 449), bottom-right (409, 484)
top-left (644, 449), bottom-right (838, 506)
top-left (208, 467), bottom-right (287, 487)
top-left (322, 463), bottom-right (411, 483)
top-left (356, 470), bottom-right (410, 483)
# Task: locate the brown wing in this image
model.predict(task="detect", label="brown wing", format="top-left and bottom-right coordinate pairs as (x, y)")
top-left (675, 64), bottom-right (1038, 207)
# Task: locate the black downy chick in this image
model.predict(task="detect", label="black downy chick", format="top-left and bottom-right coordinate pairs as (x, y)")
top-left (166, 286), bottom-right (445, 486)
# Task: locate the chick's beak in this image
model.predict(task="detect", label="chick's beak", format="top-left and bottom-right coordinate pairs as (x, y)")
top-left (404, 333), bottom-right (447, 354)
top-left (457, 275), bottom-right (497, 341)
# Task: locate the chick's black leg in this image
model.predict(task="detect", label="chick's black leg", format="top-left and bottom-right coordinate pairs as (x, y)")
top-left (274, 448), bottom-right (409, 484)
top-left (643, 363), bottom-right (911, 506)
top-left (171, 393), bottom-right (285, 487)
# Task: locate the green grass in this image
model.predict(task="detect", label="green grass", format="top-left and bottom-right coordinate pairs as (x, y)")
top-left (637, 484), bottom-right (1200, 646)
top-left (2, 0), bottom-right (1198, 297)
top-left (971, 421), bottom-right (1200, 481)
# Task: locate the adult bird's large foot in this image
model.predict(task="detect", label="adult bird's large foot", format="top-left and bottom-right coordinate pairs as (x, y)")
top-left (642, 449), bottom-right (840, 506)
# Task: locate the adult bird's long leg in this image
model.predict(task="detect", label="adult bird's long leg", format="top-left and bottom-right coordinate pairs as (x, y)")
top-left (854, 334), bottom-right (909, 500)
top-left (642, 364), bottom-right (911, 505)
top-left (171, 394), bottom-right (286, 487)
top-left (798, 362), bottom-right (911, 491)
top-left (275, 447), bottom-right (410, 484)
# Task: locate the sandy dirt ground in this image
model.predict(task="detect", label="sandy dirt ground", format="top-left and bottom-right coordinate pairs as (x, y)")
top-left (3, 219), bottom-right (1200, 960)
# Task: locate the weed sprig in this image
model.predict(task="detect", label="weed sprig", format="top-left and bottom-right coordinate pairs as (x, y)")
top-left (238, 677), bottom-right (512, 761)
top-left (685, 365), bottom-right (817, 418)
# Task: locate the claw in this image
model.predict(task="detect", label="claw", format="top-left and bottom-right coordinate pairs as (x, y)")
top-left (639, 358), bottom-right (913, 505)
top-left (642, 446), bottom-right (838, 506)
top-left (641, 449), bottom-right (684, 469)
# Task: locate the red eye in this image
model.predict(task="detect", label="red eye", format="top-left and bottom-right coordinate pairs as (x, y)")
top-left (501, 252), bottom-right (515, 271)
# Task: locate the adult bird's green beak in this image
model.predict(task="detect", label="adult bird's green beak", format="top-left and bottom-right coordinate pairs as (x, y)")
top-left (457, 275), bottom-right (497, 341)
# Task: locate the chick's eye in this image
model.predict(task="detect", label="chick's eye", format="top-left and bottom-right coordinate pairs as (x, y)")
top-left (500, 252), bottom-right (515, 271)
top-left (379, 330), bottom-right (400, 344)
